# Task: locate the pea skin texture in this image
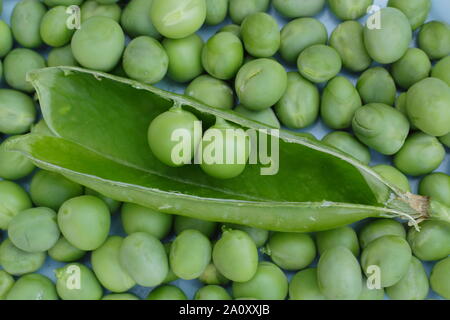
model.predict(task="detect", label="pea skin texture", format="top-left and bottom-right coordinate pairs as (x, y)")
top-left (120, 0), bottom-right (161, 39)
top-left (388, 0), bottom-right (431, 30)
top-left (289, 268), bottom-right (326, 300)
top-left (234, 105), bottom-right (280, 129)
top-left (372, 165), bottom-right (410, 192)
top-left (273, 0), bottom-right (325, 18)
top-left (40, 6), bottom-right (74, 47)
top-left (0, 238), bottom-right (45, 276)
top-left (363, 7), bottom-right (412, 64)
top-left (57, 195), bottom-right (111, 251)
top-left (11, 0), bottom-right (47, 48)
top-left (205, 0), bottom-right (228, 26)
top-left (391, 48), bottom-right (431, 90)
top-left (235, 58), bottom-right (287, 111)
top-left (147, 285), bottom-right (187, 300)
top-left (123, 36), bottom-right (168, 84)
top-left (407, 220), bottom-right (450, 261)
top-left (186, 75), bottom-right (234, 110)
top-left (195, 285), bottom-right (231, 300)
top-left (55, 263), bottom-right (103, 300)
top-left (48, 237), bottom-right (86, 263)
top-left (0, 181), bottom-right (32, 230)
top-left (356, 67), bottom-right (396, 106)
top-left (174, 216), bottom-right (218, 238)
top-left (71, 16), bottom-right (125, 72)
top-left (430, 257), bottom-right (450, 300)
top-left (298, 45), bottom-right (342, 84)
top-left (0, 20), bottom-right (13, 58)
top-left (229, 0), bottom-right (270, 24)
top-left (432, 55), bottom-right (450, 86)
top-left (359, 219), bottom-right (406, 249)
top-left (151, 0), bottom-right (206, 39)
top-left (121, 203), bottom-right (172, 239)
top-left (322, 131), bottom-right (370, 165)
top-left (316, 226), bottom-right (360, 257)
top-left (241, 13), bottom-right (280, 58)
top-left (6, 274), bottom-right (58, 301)
top-left (80, 1), bottom-right (122, 23)
top-left (328, 0), bottom-right (373, 21)
top-left (418, 21), bottom-right (450, 60)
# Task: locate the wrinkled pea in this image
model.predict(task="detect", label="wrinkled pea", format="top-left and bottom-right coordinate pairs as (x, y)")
top-left (418, 21), bottom-right (450, 60)
top-left (147, 285), bottom-right (187, 300)
top-left (391, 48), bottom-right (431, 89)
top-left (386, 257), bottom-right (429, 300)
top-left (298, 45), bottom-right (342, 84)
top-left (0, 181), bottom-right (32, 230)
top-left (356, 67), bottom-right (396, 106)
top-left (372, 165), bottom-right (410, 192)
top-left (322, 131), bottom-right (370, 165)
top-left (241, 12), bottom-right (280, 58)
top-left (186, 75), bottom-right (234, 110)
top-left (48, 236), bottom-right (86, 262)
top-left (0, 239), bottom-right (45, 276)
top-left (6, 274), bottom-right (58, 300)
top-left (388, 0), bottom-right (431, 30)
top-left (328, 0), bottom-right (373, 21)
top-left (289, 268), bottom-right (325, 300)
top-left (0, 136), bottom-right (35, 180)
top-left (430, 257), bottom-right (450, 299)
top-left (55, 263), bottom-right (103, 300)
top-left (195, 285), bottom-right (231, 300)
top-left (407, 220), bottom-right (450, 261)
top-left (80, 0), bottom-right (121, 22)
top-left (419, 172), bottom-right (450, 207)
top-left (273, 0), bottom-right (325, 18)
top-left (205, 0), bottom-right (228, 25)
top-left (432, 55), bottom-right (450, 86)
top-left (11, 0), bottom-right (46, 48)
top-left (120, 0), bottom-right (160, 39)
top-left (229, 0), bottom-right (269, 24)
top-left (47, 45), bottom-right (78, 67)
top-left (359, 219), bottom-right (406, 249)
top-left (316, 226), bottom-right (360, 257)
top-left (0, 20), bottom-right (13, 58)
top-left (234, 105), bottom-right (280, 129)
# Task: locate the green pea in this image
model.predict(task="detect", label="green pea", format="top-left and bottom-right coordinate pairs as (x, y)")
top-left (0, 89), bottom-right (36, 135)
top-left (352, 103), bottom-right (409, 155)
top-left (0, 239), bottom-right (45, 276)
top-left (275, 72), bottom-right (319, 129)
top-left (419, 173), bottom-right (450, 207)
top-left (234, 105), bottom-right (280, 129)
top-left (316, 226), bottom-right (360, 257)
top-left (229, 0), bottom-right (269, 24)
top-left (388, 0), bottom-right (431, 30)
top-left (359, 219), bottom-right (406, 249)
top-left (321, 76), bottom-right (362, 130)
top-left (202, 32), bottom-right (244, 80)
top-left (273, 0), bottom-right (325, 18)
top-left (222, 223), bottom-right (269, 248)
top-left (205, 0), bottom-right (228, 25)
top-left (47, 45), bottom-right (78, 67)
top-left (0, 20), bottom-right (13, 58)
top-left (85, 188), bottom-right (121, 213)
top-left (80, 0), bottom-right (121, 22)
top-left (372, 165), bottom-right (411, 193)
top-left (91, 236), bottom-right (136, 293)
top-left (48, 236), bottom-right (86, 262)
top-left (439, 132), bottom-right (450, 148)
top-left (30, 170), bottom-right (84, 211)
top-left (58, 195), bottom-right (111, 251)
top-left (151, 0), bottom-right (206, 39)
top-left (394, 92), bottom-right (415, 129)
top-left (356, 67), bottom-right (396, 106)
top-left (233, 262), bottom-right (288, 300)
top-left (162, 34), bottom-right (204, 83)
top-left (4, 48), bottom-right (46, 93)
top-left (40, 6), bottom-right (74, 47)
top-left (148, 107), bottom-right (201, 167)
top-left (186, 75), bottom-right (234, 110)
top-left (174, 216), bottom-right (218, 238)
top-left (121, 203), bottom-right (172, 239)
top-left (121, 0), bottom-right (160, 39)
top-left (102, 293), bottom-right (140, 300)
top-left (391, 48), bottom-right (431, 90)
top-left (71, 16), bottom-right (125, 72)
top-left (386, 257), bottom-right (429, 300)
top-left (55, 263), bottom-right (103, 300)
top-left (218, 24), bottom-right (241, 39)
top-left (147, 285), bottom-right (187, 300)
top-left (213, 229), bottom-right (258, 282)
top-left (418, 21), bottom-right (450, 60)
top-left (11, 0), bottom-right (46, 48)
top-left (330, 21), bottom-right (372, 73)
top-left (0, 180), bottom-right (32, 230)
top-left (358, 279), bottom-right (385, 300)
top-left (298, 45), bottom-right (342, 84)
top-left (265, 232), bottom-right (316, 271)
top-left (322, 131), bottom-right (371, 165)
top-left (432, 55), bottom-right (450, 86)
top-left (317, 246), bottom-right (362, 300)
top-left (280, 18), bottom-right (327, 64)
top-left (407, 220), bottom-right (450, 261)
top-left (361, 235), bottom-right (412, 287)
top-left (430, 257), bottom-right (450, 300)
top-left (195, 285), bottom-right (231, 300)
top-left (199, 263), bottom-right (230, 285)
top-left (0, 136), bottom-right (35, 180)
top-left (235, 58), bottom-right (287, 111)
top-left (394, 132), bottom-right (445, 176)
top-left (44, 0), bottom-right (84, 6)
top-left (6, 274), bottom-right (58, 300)
top-left (328, 0), bottom-right (373, 20)
top-left (406, 77), bottom-right (450, 137)
top-left (123, 36), bottom-right (168, 84)
top-left (241, 12), bottom-right (280, 58)
top-left (119, 232), bottom-right (168, 287)
top-left (289, 268), bottom-right (326, 300)
top-left (0, 270), bottom-right (14, 299)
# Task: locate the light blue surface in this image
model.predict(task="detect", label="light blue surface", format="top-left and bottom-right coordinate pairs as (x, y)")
top-left (0, 0), bottom-right (449, 300)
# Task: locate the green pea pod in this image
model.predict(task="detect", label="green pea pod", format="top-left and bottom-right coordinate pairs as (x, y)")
top-left (5, 67), bottom-right (449, 232)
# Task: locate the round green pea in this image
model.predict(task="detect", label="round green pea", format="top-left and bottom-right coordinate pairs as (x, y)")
top-left (234, 105), bottom-right (280, 129)
top-left (195, 285), bottom-right (231, 300)
top-left (298, 45), bottom-right (342, 84)
top-left (186, 75), bottom-right (234, 110)
top-left (48, 236), bottom-right (86, 262)
top-left (30, 170), bottom-right (84, 211)
top-left (120, 0), bottom-right (160, 39)
top-left (162, 34), bottom-right (204, 83)
top-left (359, 219), bottom-right (406, 249)
top-left (233, 262), bottom-right (288, 300)
top-left (174, 216), bottom-right (218, 238)
top-left (47, 45), bottom-right (78, 67)
top-left (430, 257), bottom-right (450, 299)
top-left (0, 180), bottom-right (32, 230)
top-left (0, 20), bottom-right (13, 58)
top-left (205, 0), bottom-right (228, 25)
top-left (394, 132), bottom-right (445, 176)
top-left (265, 232), bottom-right (316, 271)
top-left (289, 268), bottom-right (326, 300)
top-left (202, 32), bottom-right (244, 80)
top-left (212, 229), bottom-right (258, 282)
top-left (123, 36), bottom-right (168, 84)
top-left (352, 103), bottom-right (410, 155)
top-left (432, 55), bottom-right (450, 86)
top-left (147, 285), bottom-right (187, 300)
top-left (55, 263), bottom-right (103, 300)
top-left (316, 226), bottom-right (360, 257)
top-left (40, 6), bottom-right (74, 47)
top-left (419, 173), bottom-right (450, 207)
top-left (121, 203), bottom-right (172, 239)
top-left (418, 21), bottom-right (450, 60)
top-left (71, 16), bottom-right (125, 72)
top-left (0, 89), bottom-right (36, 134)
top-left (372, 165), bottom-right (411, 192)
top-left (85, 188), bottom-right (121, 213)
top-left (361, 235), bottom-right (412, 287)
top-left (241, 12), bottom-right (280, 58)
top-left (330, 21), bottom-right (372, 72)
top-left (406, 77), bottom-right (450, 137)
top-left (223, 224), bottom-right (269, 248)
top-left (356, 67), bottom-right (396, 106)
top-left (0, 136), bottom-right (35, 180)
top-left (407, 220), bottom-right (450, 261)
top-left (235, 58), bottom-right (288, 111)
top-left (147, 107), bottom-right (201, 167)
top-left (199, 263), bottom-right (230, 285)
top-left (119, 232), bottom-right (168, 287)
top-left (322, 131), bottom-right (371, 165)
top-left (6, 274), bottom-right (58, 300)
top-left (273, 0), bottom-right (325, 18)
top-left (102, 293), bottom-right (140, 300)
top-left (58, 195), bottom-right (111, 250)
top-left (80, 0), bottom-right (122, 22)
top-left (388, 0), bottom-right (431, 30)
top-left (11, 0), bottom-right (46, 48)
top-left (391, 48), bottom-right (431, 89)
top-left (0, 270), bottom-right (15, 299)
top-left (0, 239), bottom-right (45, 276)
top-left (317, 246), bottom-right (362, 300)
top-left (358, 279), bottom-right (385, 300)
top-left (275, 72), bottom-right (319, 129)
top-left (218, 24), bottom-right (241, 39)
top-left (229, 0), bottom-right (269, 24)
top-left (151, 0), bottom-right (206, 39)
top-left (4, 48), bottom-right (46, 93)
top-left (328, 0), bottom-right (373, 20)
top-left (386, 257), bottom-right (429, 300)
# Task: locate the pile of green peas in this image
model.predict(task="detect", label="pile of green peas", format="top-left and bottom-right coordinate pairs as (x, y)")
top-left (0, 0), bottom-right (450, 300)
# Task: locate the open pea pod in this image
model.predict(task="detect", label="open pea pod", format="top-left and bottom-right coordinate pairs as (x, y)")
top-left (6, 67), bottom-right (445, 232)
